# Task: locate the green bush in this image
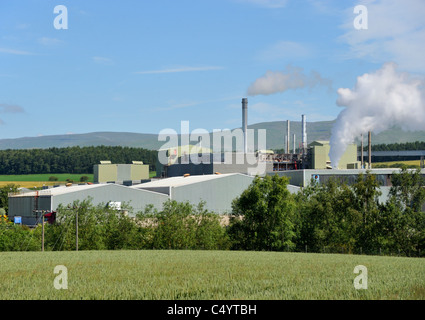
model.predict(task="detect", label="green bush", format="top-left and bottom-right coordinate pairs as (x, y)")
top-left (137, 200), bottom-right (230, 250)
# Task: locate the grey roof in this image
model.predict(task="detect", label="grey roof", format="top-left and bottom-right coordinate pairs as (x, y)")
top-left (131, 173), bottom-right (249, 189)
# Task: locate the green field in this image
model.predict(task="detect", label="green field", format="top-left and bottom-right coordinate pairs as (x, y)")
top-left (1, 250), bottom-right (424, 300)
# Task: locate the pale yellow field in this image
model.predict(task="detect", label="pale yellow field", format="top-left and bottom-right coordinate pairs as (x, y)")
top-left (374, 160), bottom-right (422, 167)
top-left (0, 181), bottom-right (67, 188)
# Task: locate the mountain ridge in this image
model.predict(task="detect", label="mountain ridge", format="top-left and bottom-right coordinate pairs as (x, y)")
top-left (2, 120), bottom-right (425, 151)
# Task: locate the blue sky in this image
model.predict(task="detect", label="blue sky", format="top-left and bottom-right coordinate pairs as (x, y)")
top-left (0, 0), bottom-right (424, 139)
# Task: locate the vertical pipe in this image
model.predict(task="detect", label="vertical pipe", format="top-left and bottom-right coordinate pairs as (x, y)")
top-left (368, 131), bottom-right (372, 169)
top-left (361, 133), bottom-right (364, 168)
top-left (302, 115), bottom-right (307, 154)
top-left (286, 120), bottom-right (290, 154)
top-left (242, 98), bottom-right (248, 154)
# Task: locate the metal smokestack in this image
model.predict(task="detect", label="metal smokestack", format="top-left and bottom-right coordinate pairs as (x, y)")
top-left (242, 98), bottom-right (248, 154)
top-left (286, 120), bottom-right (290, 154)
top-left (368, 131), bottom-right (372, 169)
top-left (301, 114), bottom-right (307, 154)
top-left (361, 133), bottom-right (364, 168)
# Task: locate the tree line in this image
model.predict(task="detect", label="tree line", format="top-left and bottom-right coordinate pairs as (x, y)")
top-left (1, 167), bottom-right (424, 256)
top-left (364, 141), bottom-right (425, 151)
top-left (0, 146), bottom-right (158, 174)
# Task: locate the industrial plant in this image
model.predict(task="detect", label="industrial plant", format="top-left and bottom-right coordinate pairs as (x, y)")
top-left (8, 98), bottom-right (425, 226)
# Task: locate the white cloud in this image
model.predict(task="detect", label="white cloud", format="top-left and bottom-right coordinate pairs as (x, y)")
top-left (247, 65), bottom-right (332, 96)
top-left (92, 56), bottom-right (114, 65)
top-left (38, 37), bottom-right (63, 46)
top-left (339, 0), bottom-right (425, 72)
top-left (0, 47), bottom-right (33, 55)
top-left (135, 66), bottom-right (224, 74)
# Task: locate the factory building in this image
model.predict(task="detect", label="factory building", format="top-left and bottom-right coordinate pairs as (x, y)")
top-left (8, 173), bottom-right (259, 225)
top-left (93, 160), bottom-right (150, 183)
top-left (159, 152), bottom-right (273, 178)
top-left (8, 183), bottom-right (168, 226)
top-left (308, 141), bottom-right (360, 169)
top-left (269, 168), bottom-right (425, 204)
top-left (131, 173), bottom-right (255, 214)
top-left (8, 97), bottom-right (424, 227)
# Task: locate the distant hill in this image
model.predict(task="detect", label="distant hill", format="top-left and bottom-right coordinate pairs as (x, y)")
top-left (1, 121), bottom-right (425, 151)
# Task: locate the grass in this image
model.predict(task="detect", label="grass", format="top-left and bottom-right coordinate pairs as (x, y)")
top-left (0, 250), bottom-right (424, 300)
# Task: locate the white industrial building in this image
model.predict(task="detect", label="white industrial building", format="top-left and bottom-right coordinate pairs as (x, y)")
top-left (8, 173), bottom-right (258, 225)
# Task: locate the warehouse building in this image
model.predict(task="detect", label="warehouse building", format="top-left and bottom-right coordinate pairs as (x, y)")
top-left (131, 173), bottom-right (257, 214)
top-left (8, 183), bottom-right (168, 226)
top-left (8, 173), bottom-right (261, 225)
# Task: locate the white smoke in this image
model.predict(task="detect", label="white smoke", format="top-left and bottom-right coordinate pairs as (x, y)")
top-left (247, 65), bottom-right (331, 96)
top-left (329, 62), bottom-right (425, 168)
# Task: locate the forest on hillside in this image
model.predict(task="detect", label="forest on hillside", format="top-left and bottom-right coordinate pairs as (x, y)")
top-left (0, 146), bottom-right (157, 175)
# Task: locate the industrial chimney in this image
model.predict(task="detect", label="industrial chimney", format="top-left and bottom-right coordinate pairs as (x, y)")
top-left (301, 114), bottom-right (307, 154)
top-left (242, 98), bottom-right (248, 154)
top-left (286, 120), bottom-right (290, 154)
top-left (368, 131), bottom-right (372, 169)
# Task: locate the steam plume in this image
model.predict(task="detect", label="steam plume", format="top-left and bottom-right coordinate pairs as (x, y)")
top-left (247, 65), bottom-right (331, 96)
top-left (329, 62), bottom-right (425, 168)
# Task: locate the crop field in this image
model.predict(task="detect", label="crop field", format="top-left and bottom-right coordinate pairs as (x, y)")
top-left (0, 250), bottom-right (424, 300)
top-left (0, 172), bottom-right (156, 188)
top-left (0, 174), bottom-right (94, 188)
top-left (373, 160), bottom-right (422, 168)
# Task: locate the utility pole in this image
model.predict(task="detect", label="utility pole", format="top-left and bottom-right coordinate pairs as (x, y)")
top-left (76, 208), bottom-right (78, 251)
top-left (34, 210), bottom-right (45, 252)
top-left (42, 211), bottom-right (44, 252)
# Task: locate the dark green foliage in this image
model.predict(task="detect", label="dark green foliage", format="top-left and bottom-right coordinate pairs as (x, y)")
top-left (79, 176), bottom-right (89, 182)
top-left (0, 145), bottom-right (157, 174)
top-left (138, 200), bottom-right (230, 250)
top-left (0, 184), bottom-right (20, 214)
top-left (44, 199), bottom-right (146, 251)
top-left (0, 221), bottom-right (41, 251)
top-left (228, 175), bottom-right (297, 251)
top-left (370, 141), bottom-right (425, 151)
top-left (1, 170), bottom-right (424, 255)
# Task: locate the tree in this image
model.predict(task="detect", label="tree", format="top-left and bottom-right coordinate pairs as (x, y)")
top-left (229, 175), bottom-right (296, 251)
top-left (351, 172), bottom-right (384, 252)
top-left (0, 184), bottom-right (20, 214)
top-left (384, 166), bottom-right (425, 255)
top-left (80, 176), bottom-right (89, 183)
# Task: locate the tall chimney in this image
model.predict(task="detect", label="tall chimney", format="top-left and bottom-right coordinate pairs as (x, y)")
top-left (242, 98), bottom-right (248, 154)
top-left (286, 120), bottom-right (290, 154)
top-left (361, 133), bottom-right (364, 168)
top-left (301, 114), bottom-right (307, 154)
top-left (368, 131), bottom-right (372, 169)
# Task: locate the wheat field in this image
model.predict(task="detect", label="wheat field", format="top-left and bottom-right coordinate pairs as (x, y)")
top-left (0, 250), bottom-right (424, 300)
